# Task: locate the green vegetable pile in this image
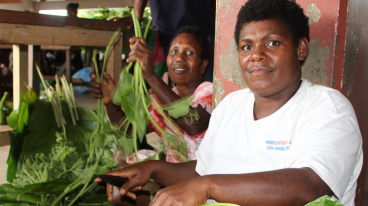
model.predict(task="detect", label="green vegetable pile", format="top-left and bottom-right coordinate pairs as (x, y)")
top-left (0, 30), bottom-right (125, 206)
top-left (81, 6), bottom-right (152, 28)
top-left (0, 10), bottom-right (193, 205)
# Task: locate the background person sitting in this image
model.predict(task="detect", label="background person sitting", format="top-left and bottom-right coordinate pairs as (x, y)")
top-left (66, 3), bottom-right (79, 17)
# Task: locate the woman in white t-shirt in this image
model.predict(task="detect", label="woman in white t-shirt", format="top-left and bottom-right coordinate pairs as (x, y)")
top-left (95, 0), bottom-right (362, 205)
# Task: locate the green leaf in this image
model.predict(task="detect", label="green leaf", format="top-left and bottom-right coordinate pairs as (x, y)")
top-left (20, 178), bottom-right (72, 195)
top-left (76, 106), bottom-right (98, 131)
top-left (118, 135), bottom-right (134, 159)
top-left (6, 131), bottom-right (26, 183)
top-left (27, 100), bottom-right (57, 133)
top-left (112, 64), bottom-right (133, 106)
top-left (24, 89), bottom-right (38, 106)
top-left (167, 134), bottom-right (179, 149)
top-left (76, 184), bottom-right (112, 205)
top-left (305, 195), bottom-right (344, 206)
top-left (69, 158), bottom-right (85, 171)
top-left (163, 97), bottom-right (193, 119)
top-left (0, 192), bottom-right (41, 204)
top-left (53, 147), bottom-right (76, 162)
top-left (121, 88), bottom-right (137, 121)
top-left (134, 97), bottom-right (148, 143)
top-left (7, 109), bottom-right (19, 131)
top-left (0, 184), bottom-right (21, 194)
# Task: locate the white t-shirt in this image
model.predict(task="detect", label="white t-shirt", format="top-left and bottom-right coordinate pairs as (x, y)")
top-left (195, 80), bottom-right (363, 206)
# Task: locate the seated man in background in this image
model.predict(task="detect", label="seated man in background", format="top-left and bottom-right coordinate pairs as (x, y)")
top-left (96, 0), bottom-right (363, 205)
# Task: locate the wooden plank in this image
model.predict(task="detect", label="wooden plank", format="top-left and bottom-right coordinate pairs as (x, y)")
top-left (0, 9), bottom-right (131, 32)
top-left (0, 23), bottom-right (117, 47)
top-left (65, 50), bottom-right (71, 83)
top-left (35, 0), bottom-right (135, 10)
top-left (0, 125), bottom-right (12, 133)
top-left (0, 145), bottom-right (10, 185)
top-left (0, 44), bottom-right (12, 49)
top-left (28, 45), bottom-right (41, 95)
top-left (13, 44), bottom-right (28, 110)
top-left (106, 34), bottom-right (122, 84)
top-left (40, 45), bottom-right (70, 50)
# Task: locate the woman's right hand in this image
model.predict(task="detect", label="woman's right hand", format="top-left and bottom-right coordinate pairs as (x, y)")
top-left (89, 72), bottom-right (116, 105)
top-left (127, 37), bottom-right (156, 79)
top-left (95, 161), bottom-right (157, 201)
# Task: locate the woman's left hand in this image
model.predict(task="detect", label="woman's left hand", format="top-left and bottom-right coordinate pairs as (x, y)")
top-left (127, 37), bottom-right (155, 79)
top-left (149, 177), bottom-right (209, 206)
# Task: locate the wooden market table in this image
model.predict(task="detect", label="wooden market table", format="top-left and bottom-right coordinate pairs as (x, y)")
top-left (0, 9), bottom-right (133, 109)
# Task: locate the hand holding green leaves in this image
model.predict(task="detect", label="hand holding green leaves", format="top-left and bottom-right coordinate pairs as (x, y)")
top-left (127, 37), bottom-right (156, 79)
top-left (90, 71), bottom-right (116, 104)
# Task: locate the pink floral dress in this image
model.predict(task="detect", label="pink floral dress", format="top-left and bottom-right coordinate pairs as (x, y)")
top-left (127, 82), bottom-right (213, 163)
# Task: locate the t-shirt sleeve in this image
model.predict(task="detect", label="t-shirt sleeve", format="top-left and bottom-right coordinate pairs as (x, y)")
top-left (285, 110), bottom-right (362, 200)
top-left (195, 109), bottom-right (218, 176)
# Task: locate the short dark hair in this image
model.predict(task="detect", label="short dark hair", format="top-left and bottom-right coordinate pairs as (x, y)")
top-left (234, 0), bottom-right (309, 48)
top-left (169, 26), bottom-right (210, 61)
top-left (66, 3), bottom-right (79, 10)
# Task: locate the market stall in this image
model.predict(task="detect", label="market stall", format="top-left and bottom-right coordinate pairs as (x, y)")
top-left (0, 9), bottom-right (131, 110)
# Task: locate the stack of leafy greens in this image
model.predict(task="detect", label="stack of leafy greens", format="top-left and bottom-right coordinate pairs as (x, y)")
top-left (80, 6), bottom-right (152, 28)
top-left (0, 29), bottom-right (125, 206)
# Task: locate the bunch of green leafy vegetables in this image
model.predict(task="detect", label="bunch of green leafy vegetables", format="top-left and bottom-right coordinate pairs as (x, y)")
top-left (0, 29), bottom-right (129, 206)
top-left (91, 6), bottom-right (152, 28)
top-left (111, 9), bottom-right (192, 163)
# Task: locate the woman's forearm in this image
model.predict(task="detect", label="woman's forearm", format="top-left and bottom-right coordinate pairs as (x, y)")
top-left (105, 102), bottom-right (126, 125)
top-left (205, 168), bottom-right (333, 206)
top-left (151, 160), bottom-right (199, 186)
top-left (134, 0), bottom-right (148, 21)
top-left (144, 75), bottom-right (210, 135)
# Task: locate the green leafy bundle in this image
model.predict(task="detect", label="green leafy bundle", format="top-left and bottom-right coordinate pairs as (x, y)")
top-left (305, 195), bottom-right (344, 206)
top-left (112, 10), bottom-right (191, 162)
top-left (0, 29), bottom-right (125, 206)
top-left (91, 6), bottom-right (152, 28)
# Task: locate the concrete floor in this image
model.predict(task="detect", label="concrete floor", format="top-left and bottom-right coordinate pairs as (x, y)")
top-left (74, 92), bottom-right (98, 111)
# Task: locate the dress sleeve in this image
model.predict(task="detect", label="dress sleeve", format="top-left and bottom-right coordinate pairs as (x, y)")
top-left (284, 110), bottom-right (363, 200)
top-left (190, 82), bottom-right (213, 114)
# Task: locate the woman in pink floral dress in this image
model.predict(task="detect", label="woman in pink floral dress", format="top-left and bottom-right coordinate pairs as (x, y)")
top-left (90, 26), bottom-right (213, 164)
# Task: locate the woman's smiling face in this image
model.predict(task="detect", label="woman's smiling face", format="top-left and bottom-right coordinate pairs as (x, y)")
top-left (238, 19), bottom-right (308, 98)
top-left (167, 33), bottom-right (208, 85)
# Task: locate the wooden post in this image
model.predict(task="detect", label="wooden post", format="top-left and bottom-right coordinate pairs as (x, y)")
top-left (106, 33), bottom-right (122, 84)
top-left (65, 49), bottom-right (71, 82)
top-left (13, 44), bottom-right (28, 110)
top-left (28, 45), bottom-right (41, 95)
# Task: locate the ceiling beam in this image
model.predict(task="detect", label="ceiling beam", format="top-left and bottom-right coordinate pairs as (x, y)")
top-left (35, 0), bottom-right (134, 10)
top-left (0, 0), bottom-right (137, 11)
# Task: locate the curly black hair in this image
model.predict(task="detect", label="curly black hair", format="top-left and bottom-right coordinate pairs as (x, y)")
top-left (66, 3), bottom-right (79, 10)
top-left (234, 0), bottom-right (309, 48)
top-left (169, 26), bottom-right (210, 61)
